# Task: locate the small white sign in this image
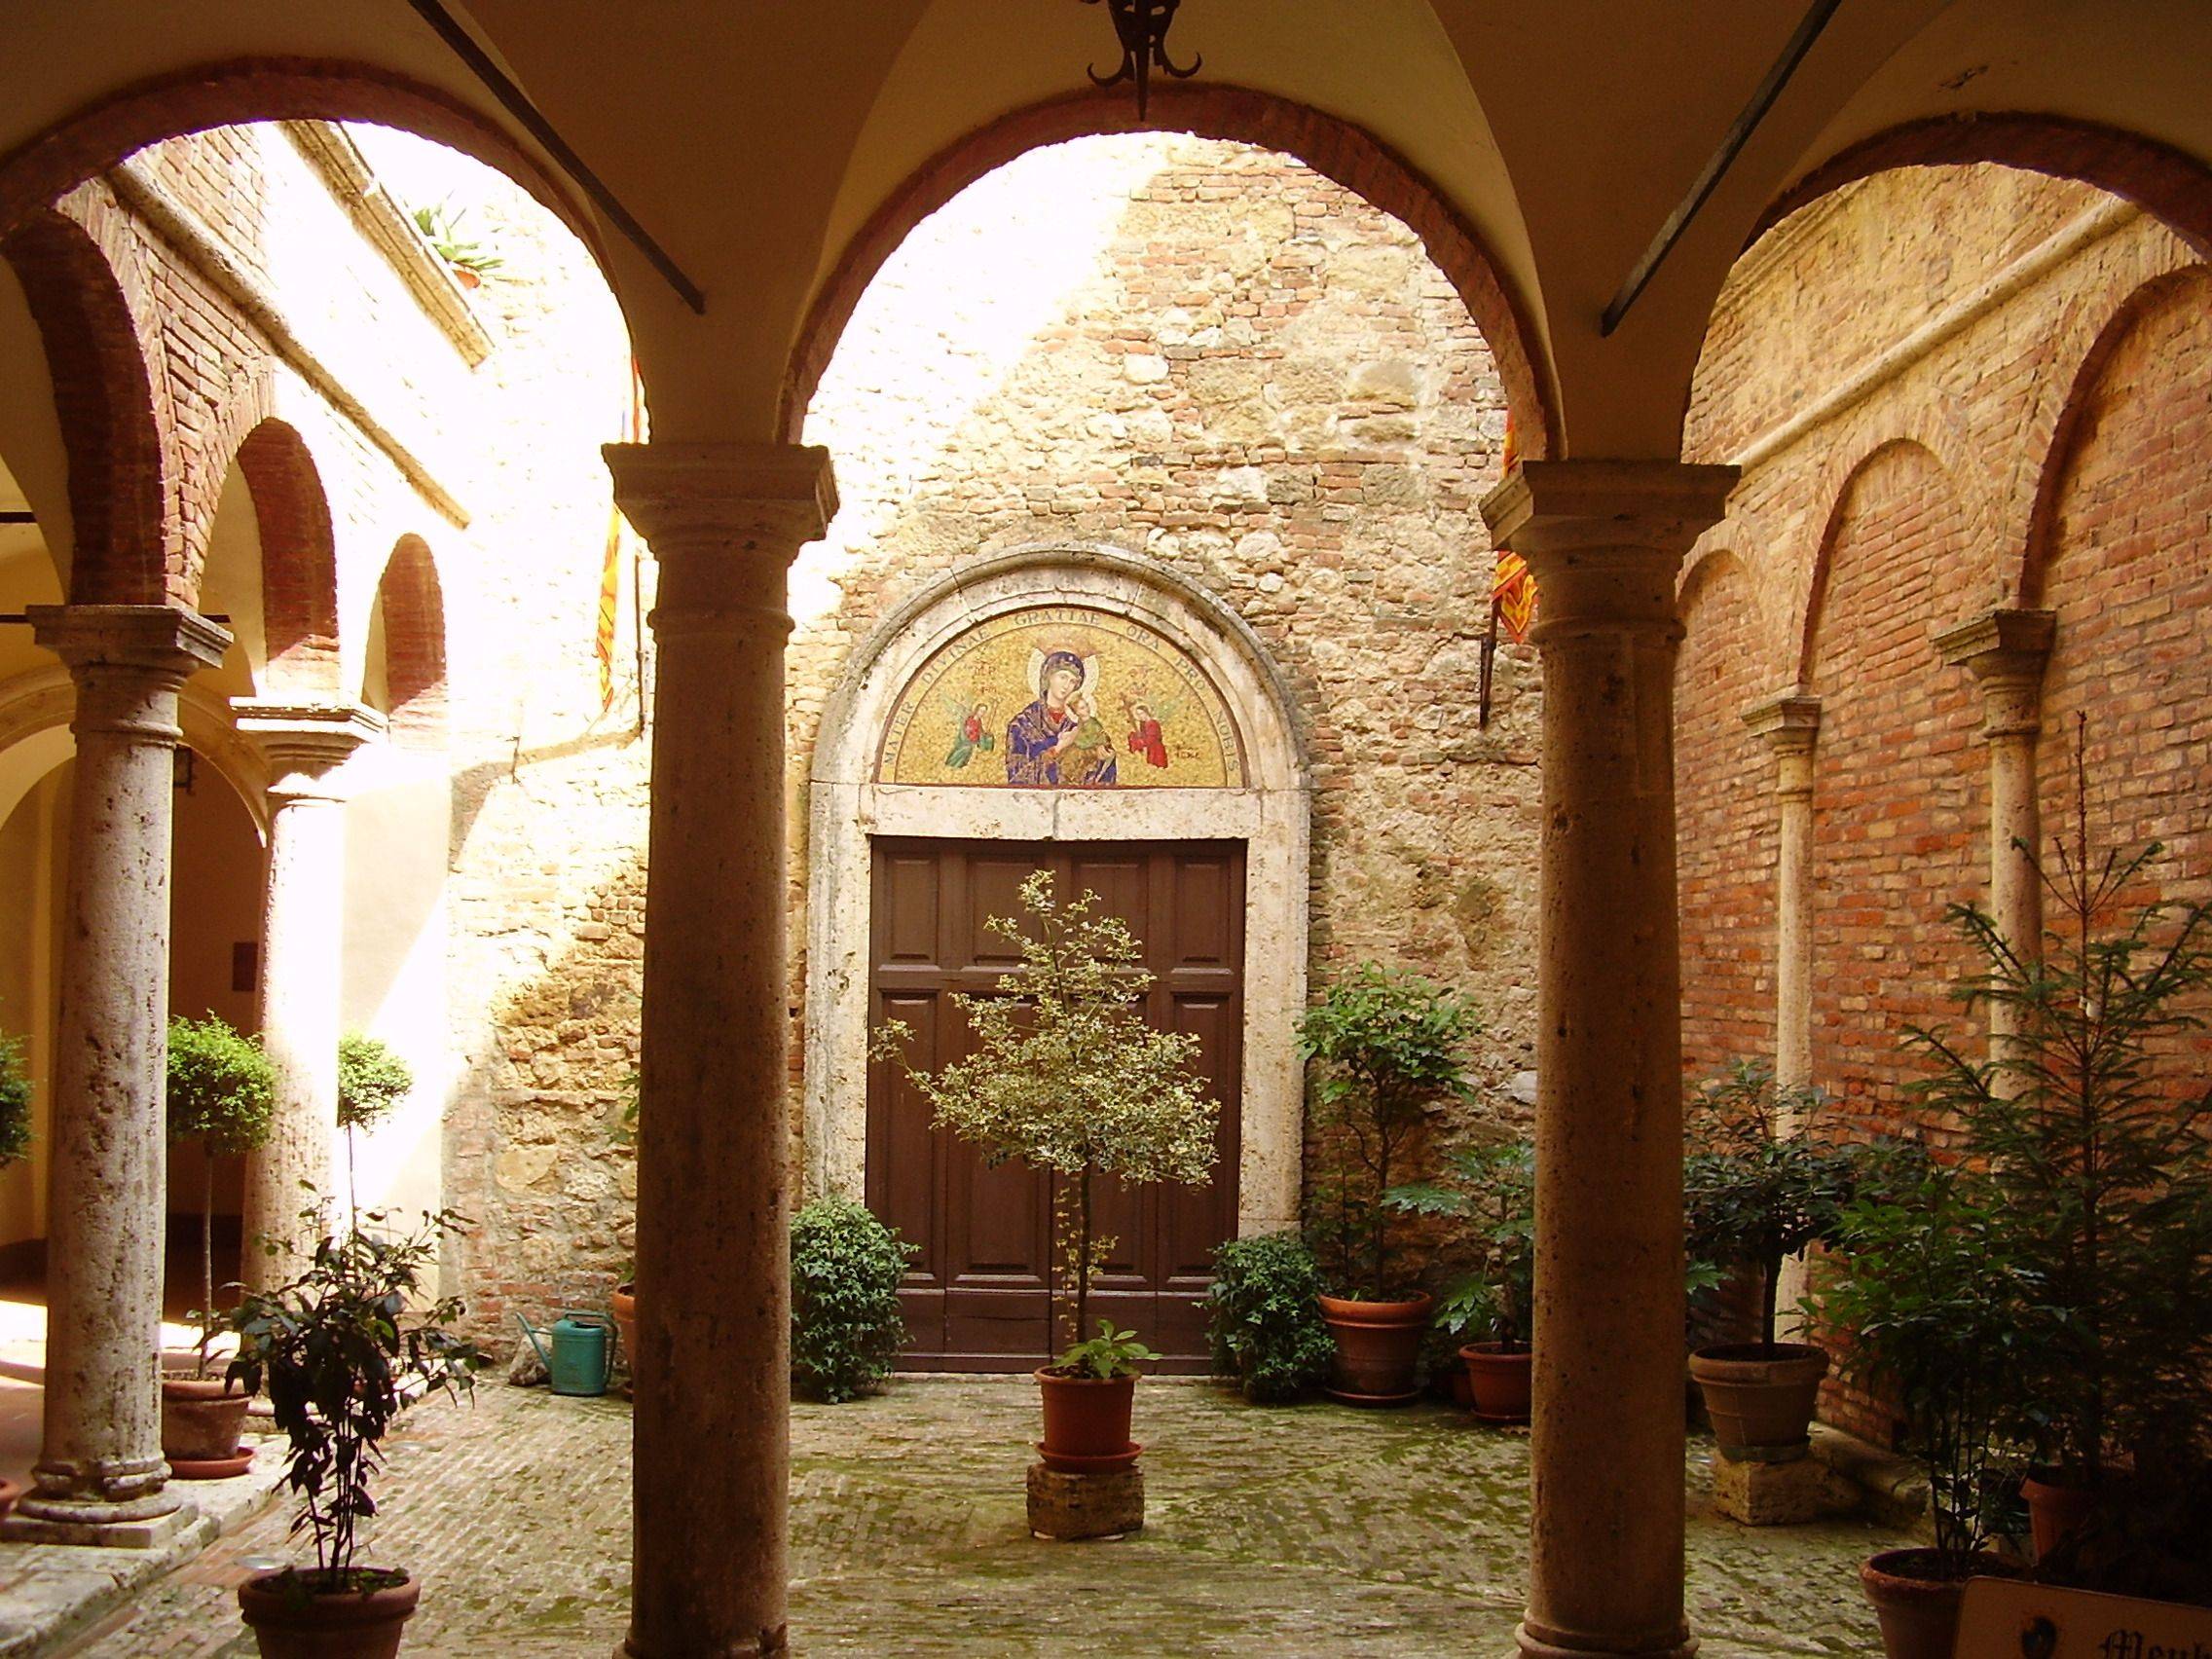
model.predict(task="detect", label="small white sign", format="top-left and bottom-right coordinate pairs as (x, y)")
top-left (1957, 1578), bottom-right (2212, 1659)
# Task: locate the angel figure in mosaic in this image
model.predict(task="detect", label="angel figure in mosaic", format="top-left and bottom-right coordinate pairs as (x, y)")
top-left (1122, 692), bottom-right (1174, 769)
top-left (943, 698), bottom-right (994, 769)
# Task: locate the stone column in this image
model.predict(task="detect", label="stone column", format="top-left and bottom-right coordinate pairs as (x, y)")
top-left (1934, 608), bottom-right (2056, 1045)
top-left (1482, 460), bottom-right (1737, 1659)
top-left (5, 604), bottom-right (229, 1548)
top-left (605, 440), bottom-right (836, 1659)
top-left (1741, 693), bottom-right (1823, 1091)
top-left (232, 699), bottom-right (384, 1283)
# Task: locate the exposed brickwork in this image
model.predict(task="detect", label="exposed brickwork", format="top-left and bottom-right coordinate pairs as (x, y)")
top-left (233, 419), bottom-right (340, 690)
top-left (374, 533), bottom-right (448, 745)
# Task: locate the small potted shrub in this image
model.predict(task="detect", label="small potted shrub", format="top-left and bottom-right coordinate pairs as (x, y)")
top-left (0, 1027), bottom-right (29, 1515)
top-left (164, 1015), bottom-right (275, 1476)
top-left (791, 1195), bottom-right (913, 1402)
top-left (1202, 1231), bottom-right (1334, 1403)
top-left (228, 1205), bottom-right (483, 1658)
top-left (1682, 1061), bottom-right (1860, 1457)
top-left (873, 870), bottom-right (1219, 1470)
top-left (608, 1068), bottom-right (640, 1377)
top-left (1388, 1138), bottom-right (1535, 1421)
top-left (1907, 794), bottom-right (2212, 1566)
top-left (1299, 965), bottom-right (1478, 1404)
top-left (1811, 1154), bottom-right (2026, 1659)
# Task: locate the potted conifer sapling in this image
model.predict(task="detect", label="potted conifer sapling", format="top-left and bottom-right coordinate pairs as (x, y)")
top-left (164, 1015), bottom-right (275, 1477)
top-left (873, 870), bottom-right (1218, 1472)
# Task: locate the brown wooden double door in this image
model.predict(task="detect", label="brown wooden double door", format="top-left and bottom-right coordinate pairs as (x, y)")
top-left (866, 838), bottom-right (1243, 1372)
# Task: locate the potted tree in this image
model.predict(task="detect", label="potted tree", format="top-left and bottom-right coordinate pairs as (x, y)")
top-left (164, 1014), bottom-right (275, 1478)
top-left (1299, 965), bottom-right (1477, 1404)
top-left (872, 869), bottom-right (1218, 1471)
top-left (1811, 1152), bottom-right (2026, 1659)
top-left (228, 1204), bottom-right (482, 1658)
top-left (336, 1033), bottom-right (412, 1209)
top-left (1388, 1138), bottom-right (1535, 1421)
top-left (0, 1025), bottom-right (29, 1516)
top-left (1682, 1061), bottom-right (1860, 1457)
top-left (608, 1068), bottom-right (639, 1381)
top-left (1906, 784), bottom-right (2212, 1565)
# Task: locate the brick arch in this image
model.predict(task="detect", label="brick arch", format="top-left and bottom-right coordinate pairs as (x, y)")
top-left (373, 534), bottom-right (447, 750)
top-left (0, 55), bottom-right (620, 307)
top-left (779, 83), bottom-right (1555, 459)
top-left (2019, 265), bottom-right (2212, 608)
top-left (1793, 427), bottom-right (1982, 688)
top-left (1755, 113), bottom-right (2212, 264)
top-left (227, 418), bottom-right (341, 694)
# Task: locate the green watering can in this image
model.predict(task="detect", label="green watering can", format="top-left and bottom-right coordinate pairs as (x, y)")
top-left (518, 1309), bottom-right (614, 1397)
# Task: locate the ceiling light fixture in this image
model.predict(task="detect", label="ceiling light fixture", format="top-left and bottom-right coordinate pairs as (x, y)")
top-left (1081, 0), bottom-right (1200, 122)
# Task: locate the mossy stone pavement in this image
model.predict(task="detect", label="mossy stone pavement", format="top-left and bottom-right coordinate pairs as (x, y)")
top-left (55, 1377), bottom-right (1905, 1655)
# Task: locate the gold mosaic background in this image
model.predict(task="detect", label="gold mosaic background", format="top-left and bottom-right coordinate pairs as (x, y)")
top-left (879, 606), bottom-right (1244, 788)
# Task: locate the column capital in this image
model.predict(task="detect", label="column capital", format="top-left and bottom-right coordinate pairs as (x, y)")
top-left (1934, 607), bottom-right (2055, 738)
top-left (603, 441), bottom-right (838, 558)
top-left (27, 604), bottom-right (229, 680)
top-left (1480, 461), bottom-right (1739, 639)
top-left (1740, 690), bottom-right (1822, 753)
top-left (233, 699), bottom-right (385, 796)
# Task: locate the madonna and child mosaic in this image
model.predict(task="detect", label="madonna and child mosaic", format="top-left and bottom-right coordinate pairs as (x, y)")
top-left (878, 606), bottom-right (1244, 789)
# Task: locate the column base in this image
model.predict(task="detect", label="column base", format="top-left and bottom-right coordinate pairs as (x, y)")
top-left (1517, 1619), bottom-right (1698, 1659)
top-left (617, 1625), bottom-right (789, 1657)
top-left (2, 1496), bottom-right (193, 1550)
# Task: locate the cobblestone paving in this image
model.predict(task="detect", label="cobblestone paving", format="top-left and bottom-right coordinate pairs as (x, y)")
top-left (55, 1378), bottom-right (1906, 1656)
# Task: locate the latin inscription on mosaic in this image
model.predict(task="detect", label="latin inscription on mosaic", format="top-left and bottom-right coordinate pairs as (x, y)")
top-left (878, 606), bottom-right (1243, 789)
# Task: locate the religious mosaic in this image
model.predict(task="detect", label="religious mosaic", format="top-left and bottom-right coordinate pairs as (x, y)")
top-left (878, 605), bottom-right (1244, 789)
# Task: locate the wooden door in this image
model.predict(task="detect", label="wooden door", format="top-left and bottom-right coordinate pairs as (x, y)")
top-left (867, 839), bottom-right (1243, 1372)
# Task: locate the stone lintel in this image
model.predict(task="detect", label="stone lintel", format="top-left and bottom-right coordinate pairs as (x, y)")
top-left (232, 698), bottom-right (385, 782)
top-left (26, 604), bottom-right (230, 677)
top-left (604, 441), bottom-right (839, 559)
top-left (1740, 690), bottom-right (1822, 751)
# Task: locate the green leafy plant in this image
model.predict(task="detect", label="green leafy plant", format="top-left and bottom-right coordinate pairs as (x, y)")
top-left (1906, 740), bottom-right (2212, 1503)
top-left (871, 870), bottom-right (1219, 1370)
top-left (1298, 965), bottom-right (1477, 1300)
top-left (1056, 1320), bottom-right (1161, 1382)
top-left (0, 1029), bottom-right (30, 1169)
top-left (409, 198), bottom-right (504, 276)
top-left (1203, 1231), bottom-right (1334, 1402)
top-left (166, 1015), bottom-right (275, 1376)
top-left (1681, 1061), bottom-right (1860, 1353)
top-left (791, 1196), bottom-right (913, 1403)
top-left (1810, 1159), bottom-right (2033, 1565)
top-left (228, 1206), bottom-right (483, 1590)
top-left (337, 1033), bottom-right (411, 1133)
top-left (1387, 1137), bottom-right (1535, 1348)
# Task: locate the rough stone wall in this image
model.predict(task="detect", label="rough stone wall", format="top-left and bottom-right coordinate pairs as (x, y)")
top-left (792, 132), bottom-right (1538, 1125)
top-left (1679, 165), bottom-right (2210, 1441)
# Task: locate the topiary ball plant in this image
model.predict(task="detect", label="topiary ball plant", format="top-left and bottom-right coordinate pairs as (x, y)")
top-left (166, 1015), bottom-right (275, 1375)
top-left (0, 1029), bottom-right (30, 1171)
top-left (791, 1197), bottom-right (913, 1403)
top-left (1203, 1231), bottom-right (1334, 1403)
top-left (336, 1033), bottom-right (412, 1134)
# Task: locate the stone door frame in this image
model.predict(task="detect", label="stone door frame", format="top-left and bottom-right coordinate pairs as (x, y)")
top-left (803, 543), bottom-right (1311, 1235)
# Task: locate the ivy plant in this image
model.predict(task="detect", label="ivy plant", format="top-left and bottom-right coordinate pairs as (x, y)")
top-left (166, 1015), bottom-right (275, 1376)
top-left (1203, 1231), bottom-right (1334, 1402)
top-left (1298, 965), bottom-right (1477, 1300)
top-left (791, 1196), bottom-right (913, 1403)
top-left (872, 869), bottom-right (1219, 1373)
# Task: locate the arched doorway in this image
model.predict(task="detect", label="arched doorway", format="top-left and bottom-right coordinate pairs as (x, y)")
top-left (805, 545), bottom-right (1309, 1366)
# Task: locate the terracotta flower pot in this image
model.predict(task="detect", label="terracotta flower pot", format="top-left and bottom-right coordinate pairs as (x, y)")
top-left (162, 1376), bottom-right (254, 1477)
top-left (239, 1567), bottom-right (421, 1659)
top-left (1459, 1342), bottom-right (1532, 1423)
top-left (1859, 1548), bottom-right (2013, 1659)
top-left (1317, 1293), bottom-right (1432, 1406)
top-left (610, 1286), bottom-right (637, 1383)
top-left (1687, 1341), bottom-right (1827, 1456)
top-left (2018, 1469), bottom-right (2102, 1563)
top-left (1034, 1368), bottom-right (1138, 1472)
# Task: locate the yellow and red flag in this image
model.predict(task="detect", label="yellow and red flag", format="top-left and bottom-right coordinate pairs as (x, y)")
top-left (597, 361), bottom-right (644, 712)
top-left (1491, 411), bottom-right (1536, 643)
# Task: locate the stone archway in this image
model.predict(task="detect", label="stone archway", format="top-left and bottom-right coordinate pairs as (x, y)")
top-left (803, 543), bottom-right (1310, 1242)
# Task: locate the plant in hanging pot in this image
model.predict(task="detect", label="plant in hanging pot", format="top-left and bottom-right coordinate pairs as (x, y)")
top-left (1810, 1153), bottom-right (2029, 1659)
top-left (1904, 766), bottom-right (2212, 1574)
top-left (163, 1015), bottom-right (275, 1478)
top-left (227, 1204), bottom-right (483, 1659)
top-left (1681, 1060), bottom-right (1861, 1459)
top-left (1298, 965), bottom-right (1477, 1405)
top-left (1388, 1138), bottom-right (1535, 1422)
top-left (872, 869), bottom-right (1218, 1470)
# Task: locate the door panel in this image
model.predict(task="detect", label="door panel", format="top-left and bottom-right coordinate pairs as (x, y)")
top-left (866, 838), bottom-right (1244, 1372)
